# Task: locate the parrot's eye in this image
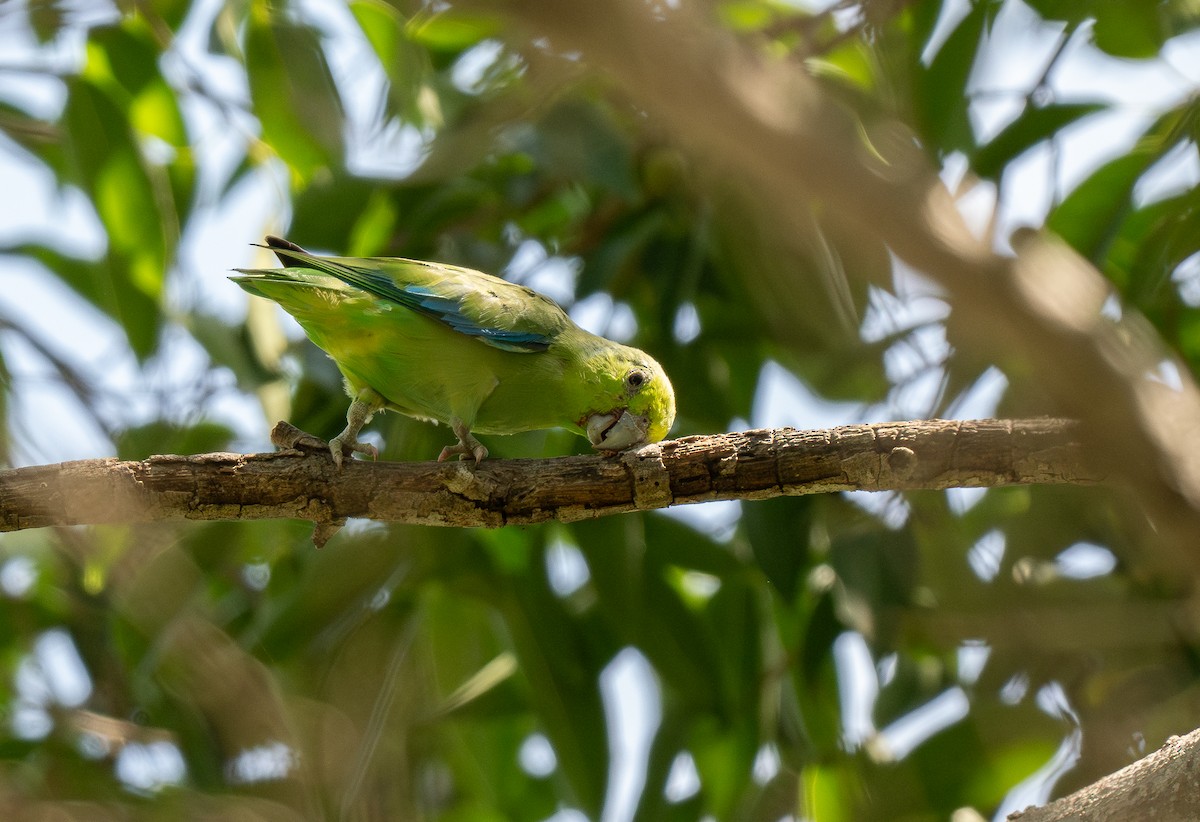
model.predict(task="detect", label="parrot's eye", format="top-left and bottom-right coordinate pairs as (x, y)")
top-left (625, 370), bottom-right (648, 391)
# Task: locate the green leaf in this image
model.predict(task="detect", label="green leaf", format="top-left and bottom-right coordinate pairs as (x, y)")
top-left (27, 0), bottom-right (68, 42)
top-left (719, 0), bottom-right (777, 32)
top-left (5, 243), bottom-right (161, 361)
top-left (972, 102), bottom-right (1106, 180)
top-left (0, 101), bottom-right (63, 175)
top-left (407, 10), bottom-right (500, 52)
top-left (1021, 0), bottom-right (1092, 25)
top-left (573, 516), bottom-right (727, 712)
top-left (1176, 311), bottom-right (1200, 364)
top-left (500, 564), bottom-right (610, 817)
top-left (148, 0), bottom-right (191, 30)
top-left (0, 348), bottom-right (10, 466)
top-left (245, 15), bottom-right (344, 179)
top-left (536, 100), bottom-right (640, 200)
top-left (187, 312), bottom-right (277, 391)
top-left (743, 496), bottom-right (814, 602)
top-left (916, 1), bottom-right (997, 154)
top-left (115, 420), bottom-right (235, 460)
top-left (86, 21), bottom-right (160, 100)
top-left (1048, 101), bottom-right (1196, 261)
top-left (57, 78), bottom-right (167, 357)
top-left (1104, 191), bottom-right (1189, 295)
top-left (350, 0), bottom-right (430, 122)
top-left (289, 173), bottom-right (377, 249)
top-left (1092, 1), bottom-right (1165, 59)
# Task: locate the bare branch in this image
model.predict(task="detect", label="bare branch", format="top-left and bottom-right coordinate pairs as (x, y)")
top-left (0, 419), bottom-right (1093, 538)
top-left (1009, 726), bottom-right (1200, 822)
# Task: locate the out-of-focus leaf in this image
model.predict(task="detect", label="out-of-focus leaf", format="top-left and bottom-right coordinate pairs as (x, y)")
top-left (916, 1), bottom-right (997, 154)
top-left (0, 348), bottom-right (9, 466)
top-left (743, 496), bottom-right (814, 602)
top-left (1176, 310), bottom-right (1200, 366)
top-left (572, 518), bottom-right (716, 693)
top-left (82, 18), bottom-right (197, 231)
top-left (579, 207), bottom-right (669, 295)
top-left (972, 102), bottom-right (1106, 180)
top-left (719, 0), bottom-right (777, 32)
top-left (690, 718), bottom-right (759, 817)
top-left (500, 562), bottom-right (610, 818)
top-left (0, 104), bottom-right (63, 177)
top-left (965, 736), bottom-right (1063, 809)
top-left (351, 0), bottom-right (404, 69)
top-left (1047, 153), bottom-right (1155, 262)
top-left (1134, 193), bottom-right (1200, 299)
top-left (536, 100), bottom-right (639, 200)
top-left (347, 189), bottom-right (400, 255)
top-left (800, 763), bottom-right (855, 822)
top-left (245, 14), bottom-right (344, 179)
top-left (148, 0), bottom-right (191, 30)
top-left (707, 570), bottom-right (766, 725)
top-left (1022, 0), bottom-right (1091, 24)
top-left (1046, 102), bottom-right (1194, 261)
top-left (809, 41), bottom-right (878, 94)
top-left (61, 75), bottom-right (169, 333)
top-left (909, 0), bottom-right (950, 49)
top-left (289, 173), bottom-right (377, 249)
top-left (1092, 2), bottom-right (1165, 59)
top-left (645, 515), bottom-right (744, 578)
top-left (420, 586), bottom-right (515, 713)
top-left (27, 0), bottom-right (67, 42)
top-left (1104, 191), bottom-right (1195, 297)
top-left (1024, 0), bottom-right (1184, 59)
top-left (351, 0), bottom-right (430, 122)
top-left (86, 21), bottom-right (159, 100)
top-left (7, 239), bottom-right (160, 361)
top-left (407, 9), bottom-right (500, 52)
top-left (115, 420), bottom-right (234, 460)
top-left (188, 312), bottom-right (278, 390)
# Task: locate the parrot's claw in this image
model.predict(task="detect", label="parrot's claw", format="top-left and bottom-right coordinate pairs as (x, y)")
top-left (437, 441), bottom-right (488, 464)
top-left (327, 393), bottom-right (384, 469)
top-left (438, 421), bottom-right (488, 465)
top-left (329, 436), bottom-right (379, 468)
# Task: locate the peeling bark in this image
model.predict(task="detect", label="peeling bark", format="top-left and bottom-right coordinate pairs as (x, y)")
top-left (0, 419), bottom-right (1094, 539)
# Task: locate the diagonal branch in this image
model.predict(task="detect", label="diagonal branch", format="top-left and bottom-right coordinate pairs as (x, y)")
top-left (0, 419), bottom-right (1094, 542)
top-left (1008, 725), bottom-right (1200, 821)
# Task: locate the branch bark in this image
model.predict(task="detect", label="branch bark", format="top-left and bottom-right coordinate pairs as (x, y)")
top-left (0, 419), bottom-right (1093, 542)
top-left (1009, 726), bottom-right (1200, 822)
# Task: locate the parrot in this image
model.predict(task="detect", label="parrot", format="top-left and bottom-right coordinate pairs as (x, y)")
top-left (230, 236), bottom-right (676, 466)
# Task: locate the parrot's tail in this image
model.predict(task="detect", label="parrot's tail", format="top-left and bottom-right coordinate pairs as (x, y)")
top-left (264, 235), bottom-right (310, 266)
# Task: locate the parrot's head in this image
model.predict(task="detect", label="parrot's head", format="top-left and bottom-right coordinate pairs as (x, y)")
top-left (583, 346), bottom-right (676, 452)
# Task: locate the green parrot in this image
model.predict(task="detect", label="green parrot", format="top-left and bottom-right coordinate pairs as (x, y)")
top-left (231, 236), bottom-right (676, 465)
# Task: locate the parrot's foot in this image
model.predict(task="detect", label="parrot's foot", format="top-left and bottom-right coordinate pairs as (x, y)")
top-left (438, 420), bottom-right (488, 465)
top-left (438, 441), bottom-right (488, 464)
top-left (329, 434), bottom-right (379, 468)
top-left (330, 392), bottom-right (385, 468)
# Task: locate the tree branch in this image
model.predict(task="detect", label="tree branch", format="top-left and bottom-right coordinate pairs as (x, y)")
top-left (0, 419), bottom-right (1094, 542)
top-left (1009, 725), bottom-right (1200, 821)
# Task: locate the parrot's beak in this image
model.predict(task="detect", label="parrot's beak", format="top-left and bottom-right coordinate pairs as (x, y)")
top-left (586, 410), bottom-right (649, 451)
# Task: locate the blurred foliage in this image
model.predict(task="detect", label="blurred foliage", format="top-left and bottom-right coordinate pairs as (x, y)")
top-left (0, 0), bottom-right (1198, 819)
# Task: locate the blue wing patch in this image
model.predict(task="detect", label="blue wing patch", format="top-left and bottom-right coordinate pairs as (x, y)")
top-left (402, 285), bottom-right (553, 353)
top-left (288, 253), bottom-right (553, 353)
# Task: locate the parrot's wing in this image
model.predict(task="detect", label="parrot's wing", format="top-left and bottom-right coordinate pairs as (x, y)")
top-left (263, 237), bottom-right (567, 354)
